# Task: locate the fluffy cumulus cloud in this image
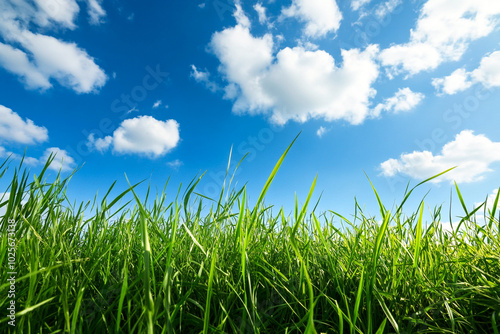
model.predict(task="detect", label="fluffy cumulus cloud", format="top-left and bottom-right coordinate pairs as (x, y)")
top-left (380, 130), bottom-right (500, 183)
top-left (471, 51), bottom-right (500, 88)
top-left (432, 51), bottom-right (500, 95)
top-left (372, 88), bottom-right (424, 117)
top-left (206, 6), bottom-right (380, 125)
top-left (432, 68), bottom-right (472, 95)
top-left (0, 105), bottom-right (48, 145)
top-left (281, 0), bottom-right (342, 38)
top-left (0, 0), bottom-right (107, 93)
top-left (87, 116), bottom-right (181, 158)
top-left (379, 0), bottom-right (500, 76)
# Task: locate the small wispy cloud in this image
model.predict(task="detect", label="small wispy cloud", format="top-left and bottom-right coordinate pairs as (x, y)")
top-left (167, 159), bottom-right (183, 170)
top-left (126, 106), bottom-right (138, 114)
top-left (153, 100), bottom-right (162, 108)
top-left (316, 126), bottom-right (329, 138)
top-left (190, 65), bottom-right (219, 92)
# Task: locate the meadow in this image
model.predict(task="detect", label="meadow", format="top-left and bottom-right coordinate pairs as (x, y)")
top-left (0, 142), bottom-right (499, 333)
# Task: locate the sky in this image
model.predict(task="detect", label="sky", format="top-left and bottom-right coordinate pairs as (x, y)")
top-left (1, 0), bottom-right (500, 221)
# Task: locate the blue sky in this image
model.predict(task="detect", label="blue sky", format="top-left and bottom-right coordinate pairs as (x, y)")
top-left (1, 0), bottom-right (500, 220)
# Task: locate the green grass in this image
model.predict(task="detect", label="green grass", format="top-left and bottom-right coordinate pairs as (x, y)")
top-left (0, 146), bottom-right (499, 333)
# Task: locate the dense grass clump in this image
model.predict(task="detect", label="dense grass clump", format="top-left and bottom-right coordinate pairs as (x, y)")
top-left (1, 147), bottom-right (499, 333)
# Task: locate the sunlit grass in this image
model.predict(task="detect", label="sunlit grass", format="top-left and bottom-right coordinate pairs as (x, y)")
top-left (0, 145), bottom-right (499, 333)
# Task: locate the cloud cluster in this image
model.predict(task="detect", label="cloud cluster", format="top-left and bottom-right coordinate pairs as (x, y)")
top-left (87, 116), bottom-right (181, 158)
top-left (433, 51), bottom-right (500, 95)
top-left (0, 105), bottom-right (76, 171)
top-left (195, 2), bottom-right (435, 126)
top-left (380, 130), bottom-right (500, 183)
top-left (379, 0), bottom-right (500, 76)
top-left (205, 5), bottom-right (380, 125)
top-left (0, 0), bottom-right (107, 93)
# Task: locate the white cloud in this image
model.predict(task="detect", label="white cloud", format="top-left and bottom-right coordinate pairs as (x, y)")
top-left (0, 0), bottom-right (107, 93)
top-left (190, 65), bottom-right (219, 92)
top-left (380, 43), bottom-right (443, 77)
top-left (0, 147), bottom-right (38, 165)
top-left (471, 51), bottom-right (500, 88)
top-left (0, 105), bottom-right (48, 145)
top-left (281, 0), bottom-right (342, 38)
top-left (210, 24), bottom-right (274, 107)
top-left (234, 2), bottom-right (251, 28)
top-left (206, 9), bottom-right (380, 125)
top-left (432, 51), bottom-right (500, 95)
top-left (380, 130), bottom-right (500, 183)
top-left (167, 159), bottom-right (183, 170)
top-left (475, 189), bottom-right (500, 215)
top-left (87, 133), bottom-right (113, 152)
top-left (153, 100), bottom-right (162, 108)
top-left (87, 116), bottom-right (181, 158)
top-left (432, 68), bottom-right (472, 95)
top-left (316, 126), bottom-right (329, 138)
top-left (0, 192), bottom-right (9, 217)
top-left (372, 88), bottom-right (424, 117)
top-left (85, 0), bottom-right (106, 25)
top-left (254, 3), bottom-right (268, 25)
top-left (32, 0), bottom-right (80, 29)
top-left (0, 42), bottom-right (51, 90)
top-left (379, 0), bottom-right (500, 76)
top-left (263, 46), bottom-right (380, 125)
top-left (351, 0), bottom-right (372, 11)
top-left (16, 31), bottom-right (107, 93)
top-left (42, 147), bottom-right (76, 171)
top-left (198, 3), bottom-right (206, 9)
top-left (374, 0), bottom-right (402, 20)
top-left (1, 146), bottom-right (76, 172)
top-left (0, 192), bottom-right (29, 217)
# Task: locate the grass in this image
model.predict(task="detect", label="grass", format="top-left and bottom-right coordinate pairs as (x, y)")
top-left (0, 144), bottom-right (499, 333)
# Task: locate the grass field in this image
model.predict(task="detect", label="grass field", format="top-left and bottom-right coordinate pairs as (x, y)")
top-left (1, 143), bottom-right (499, 333)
